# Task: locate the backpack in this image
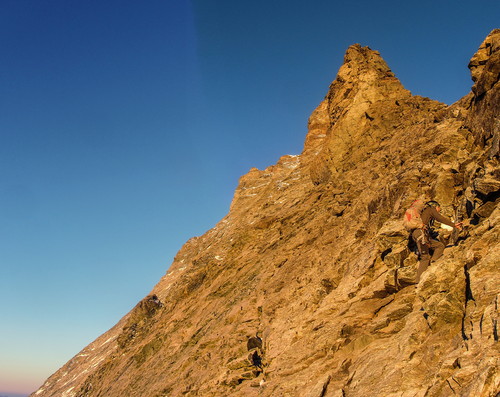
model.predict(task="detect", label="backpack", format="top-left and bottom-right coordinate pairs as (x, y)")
top-left (403, 200), bottom-right (425, 231)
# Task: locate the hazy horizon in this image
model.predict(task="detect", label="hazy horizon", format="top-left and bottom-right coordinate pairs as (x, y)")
top-left (0, 392), bottom-right (29, 397)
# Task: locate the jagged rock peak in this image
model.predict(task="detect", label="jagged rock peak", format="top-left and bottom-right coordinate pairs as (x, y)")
top-left (465, 29), bottom-right (500, 157)
top-left (329, 43), bottom-right (410, 103)
top-left (305, 41), bottom-right (453, 187)
top-left (303, 44), bottom-right (416, 160)
top-left (469, 29), bottom-right (500, 88)
top-left (336, 44), bottom-right (396, 82)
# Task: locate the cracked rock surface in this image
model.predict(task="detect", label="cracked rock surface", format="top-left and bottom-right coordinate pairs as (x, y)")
top-left (32, 30), bottom-right (500, 397)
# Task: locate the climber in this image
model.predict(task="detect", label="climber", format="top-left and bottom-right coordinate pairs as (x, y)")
top-left (410, 200), bottom-right (463, 283)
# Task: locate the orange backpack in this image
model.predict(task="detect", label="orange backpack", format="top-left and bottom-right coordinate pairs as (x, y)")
top-left (403, 200), bottom-right (425, 231)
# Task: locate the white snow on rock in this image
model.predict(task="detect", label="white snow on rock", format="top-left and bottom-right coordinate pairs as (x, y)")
top-left (99, 335), bottom-right (117, 347)
top-left (61, 386), bottom-right (75, 397)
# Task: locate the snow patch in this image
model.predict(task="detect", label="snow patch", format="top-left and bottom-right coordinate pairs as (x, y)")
top-left (90, 356), bottom-right (105, 368)
top-left (61, 386), bottom-right (75, 397)
top-left (281, 155), bottom-right (300, 169)
top-left (284, 162), bottom-right (299, 170)
top-left (56, 372), bottom-right (68, 383)
top-left (240, 182), bottom-right (270, 190)
top-left (276, 181), bottom-right (290, 190)
top-left (99, 335), bottom-right (116, 347)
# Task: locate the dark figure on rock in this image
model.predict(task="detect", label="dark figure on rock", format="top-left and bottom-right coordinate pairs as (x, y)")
top-left (404, 199), bottom-right (462, 283)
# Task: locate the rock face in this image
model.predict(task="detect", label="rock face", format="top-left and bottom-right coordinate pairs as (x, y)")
top-left (32, 31), bottom-right (500, 397)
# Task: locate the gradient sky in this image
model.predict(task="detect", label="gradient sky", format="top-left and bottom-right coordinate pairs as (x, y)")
top-left (1, 0), bottom-right (498, 394)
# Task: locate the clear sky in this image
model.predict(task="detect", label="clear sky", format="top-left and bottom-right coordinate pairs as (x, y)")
top-left (1, 0), bottom-right (498, 395)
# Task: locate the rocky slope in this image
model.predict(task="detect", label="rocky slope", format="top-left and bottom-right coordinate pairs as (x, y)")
top-left (32, 30), bottom-right (499, 397)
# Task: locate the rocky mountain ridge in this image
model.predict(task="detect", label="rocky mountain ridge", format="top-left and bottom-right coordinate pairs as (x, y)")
top-left (32, 30), bottom-right (499, 397)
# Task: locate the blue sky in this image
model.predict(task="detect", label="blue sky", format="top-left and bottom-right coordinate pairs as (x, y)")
top-left (1, 0), bottom-right (498, 394)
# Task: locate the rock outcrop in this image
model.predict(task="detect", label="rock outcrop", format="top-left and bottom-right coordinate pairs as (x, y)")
top-left (32, 30), bottom-right (500, 397)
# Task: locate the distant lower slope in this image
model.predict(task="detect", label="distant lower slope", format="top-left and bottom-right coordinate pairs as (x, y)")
top-left (32, 29), bottom-right (499, 397)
